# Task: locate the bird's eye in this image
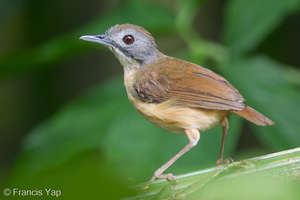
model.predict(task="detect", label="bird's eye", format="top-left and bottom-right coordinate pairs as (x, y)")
top-left (123, 35), bottom-right (134, 44)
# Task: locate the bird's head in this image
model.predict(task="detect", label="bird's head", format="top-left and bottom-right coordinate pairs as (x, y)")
top-left (80, 24), bottom-right (165, 71)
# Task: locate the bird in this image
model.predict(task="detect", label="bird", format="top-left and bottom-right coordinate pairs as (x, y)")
top-left (80, 24), bottom-right (274, 181)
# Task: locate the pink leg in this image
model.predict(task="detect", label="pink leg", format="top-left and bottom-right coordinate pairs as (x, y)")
top-left (216, 116), bottom-right (233, 165)
top-left (150, 129), bottom-right (200, 181)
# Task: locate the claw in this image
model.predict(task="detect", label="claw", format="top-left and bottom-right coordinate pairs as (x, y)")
top-left (216, 157), bottom-right (234, 165)
top-left (150, 173), bottom-right (176, 182)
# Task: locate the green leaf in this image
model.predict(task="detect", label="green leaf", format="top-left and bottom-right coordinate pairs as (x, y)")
top-left (223, 0), bottom-right (300, 57)
top-left (223, 55), bottom-right (300, 150)
top-left (131, 148), bottom-right (300, 199)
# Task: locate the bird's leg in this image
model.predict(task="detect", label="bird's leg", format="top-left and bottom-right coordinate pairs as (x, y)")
top-left (150, 129), bottom-right (200, 181)
top-left (216, 116), bottom-right (233, 165)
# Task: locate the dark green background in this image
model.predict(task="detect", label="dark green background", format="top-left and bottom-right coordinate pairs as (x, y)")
top-left (1, 0), bottom-right (300, 199)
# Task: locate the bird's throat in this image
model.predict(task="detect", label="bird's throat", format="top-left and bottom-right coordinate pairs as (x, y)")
top-left (110, 46), bottom-right (141, 72)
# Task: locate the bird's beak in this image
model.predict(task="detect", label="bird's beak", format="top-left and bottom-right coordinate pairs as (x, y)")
top-left (79, 34), bottom-right (110, 46)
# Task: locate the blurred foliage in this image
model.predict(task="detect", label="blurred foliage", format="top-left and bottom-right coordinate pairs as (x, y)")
top-left (1, 0), bottom-right (300, 199)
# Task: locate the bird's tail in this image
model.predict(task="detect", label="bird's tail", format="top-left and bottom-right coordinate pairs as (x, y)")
top-left (232, 106), bottom-right (274, 126)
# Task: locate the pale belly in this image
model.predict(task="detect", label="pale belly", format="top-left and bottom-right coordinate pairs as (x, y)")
top-left (124, 69), bottom-right (228, 135)
top-left (131, 99), bottom-right (228, 135)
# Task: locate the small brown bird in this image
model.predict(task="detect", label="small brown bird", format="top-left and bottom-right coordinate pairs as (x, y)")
top-left (80, 24), bottom-right (274, 181)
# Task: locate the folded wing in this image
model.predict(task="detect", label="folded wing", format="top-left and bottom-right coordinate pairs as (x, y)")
top-left (133, 57), bottom-right (246, 111)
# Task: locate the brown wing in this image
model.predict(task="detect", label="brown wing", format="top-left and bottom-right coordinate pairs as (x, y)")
top-left (133, 57), bottom-right (246, 111)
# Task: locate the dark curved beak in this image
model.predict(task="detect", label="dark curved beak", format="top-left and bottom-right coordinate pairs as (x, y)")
top-left (79, 34), bottom-right (110, 46)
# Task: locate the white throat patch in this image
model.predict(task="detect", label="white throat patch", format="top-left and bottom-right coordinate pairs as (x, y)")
top-left (110, 47), bottom-right (140, 71)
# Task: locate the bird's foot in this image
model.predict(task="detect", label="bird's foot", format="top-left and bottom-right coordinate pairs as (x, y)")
top-left (216, 157), bottom-right (234, 166)
top-left (150, 172), bottom-right (176, 182)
